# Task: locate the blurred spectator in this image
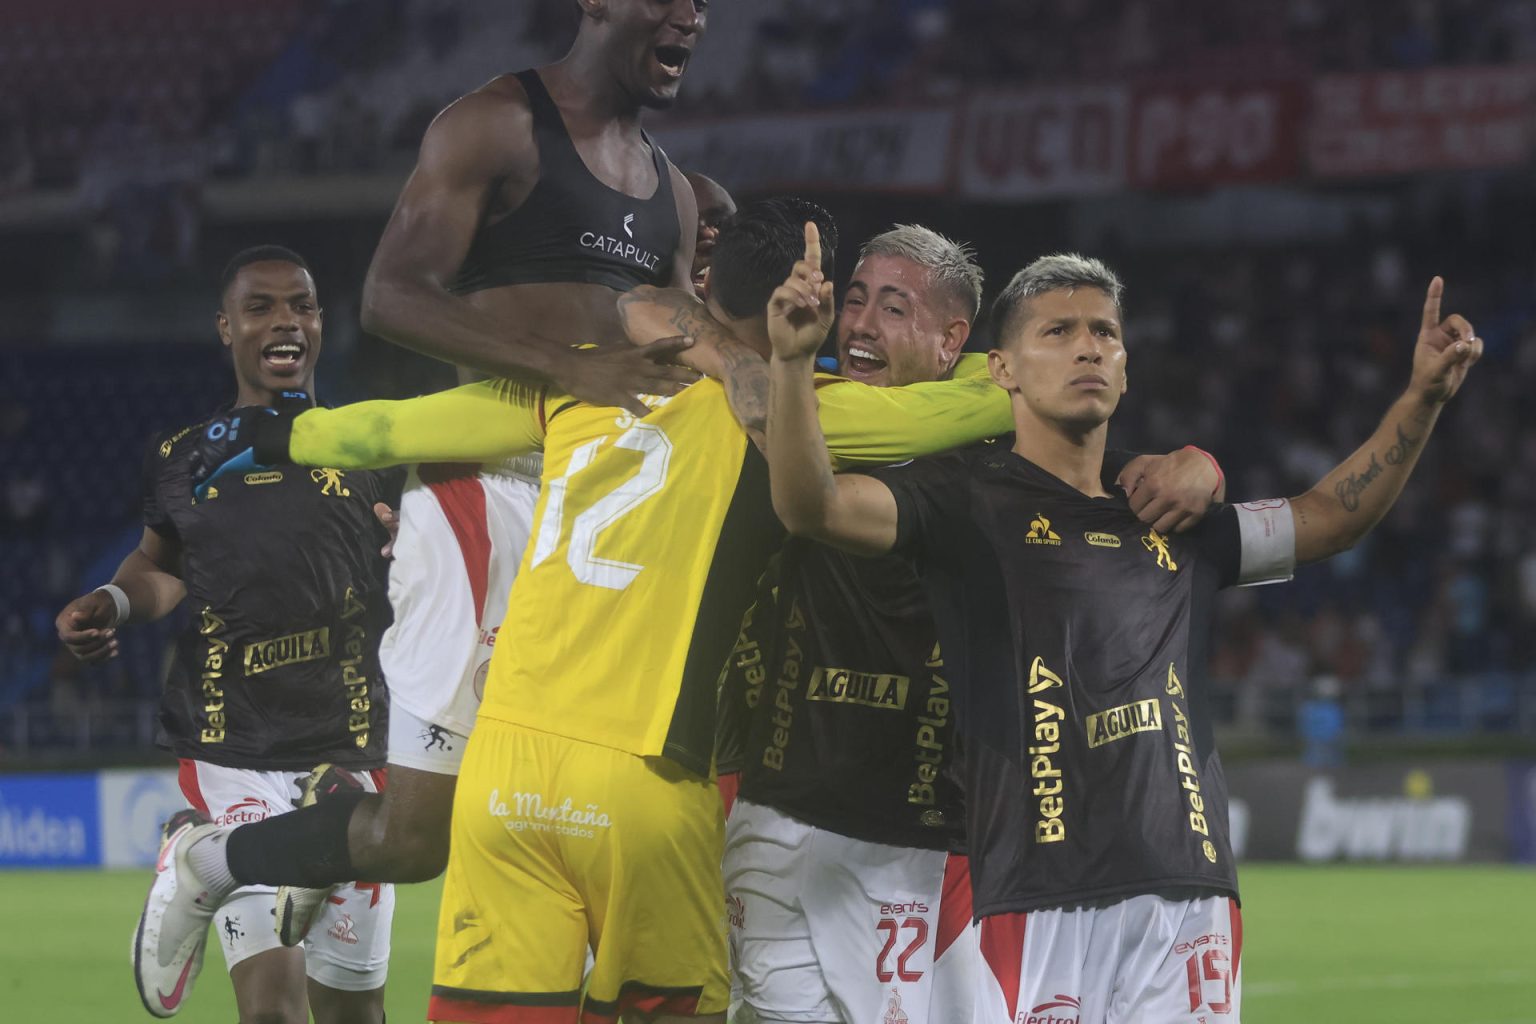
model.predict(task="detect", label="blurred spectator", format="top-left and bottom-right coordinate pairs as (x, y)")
top-left (1298, 675), bottom-right (1347, 767)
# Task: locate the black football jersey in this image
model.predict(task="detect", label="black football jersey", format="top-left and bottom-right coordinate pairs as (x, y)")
top-left (734, 540), bottom-right (966, 851)
top-left (880, 444), bottom-right (1252, 915)
top-left (142, 421), bottom-right (402, 770)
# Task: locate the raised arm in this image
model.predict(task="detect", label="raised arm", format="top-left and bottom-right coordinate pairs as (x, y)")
top-left (187, 380), bottom-right (550, 498)
top-left (56, 528), bottom-right (186, 662)
top-left (361, 83), bottom-right (693, 416)
top-left (765, 223), bottom-right (901, 556)
top-left (1290, 277), bottom-right (1481, 563)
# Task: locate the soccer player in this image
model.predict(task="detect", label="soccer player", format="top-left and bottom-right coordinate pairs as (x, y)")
top-left (184, 199), bottom-right (1027, 1023)
top-left (169, 0), bottom-right (713, 950)
top-left (685, 171), bottom-right (736, 296)
top-left (760, 245), bottom-right (1481, 1022)
top-left (55, 247), bottom-right (398, 1022)
top-left (721, 227), bottom-right (1224, 1024)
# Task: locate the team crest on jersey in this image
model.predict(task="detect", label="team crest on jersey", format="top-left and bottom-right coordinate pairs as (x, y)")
top-left (1142, 528), bottom-right (1177, 571)
top-left (882, 988), bottom-right (909, 1024)
top-left (1025, 513), bottom-right (1062, 546)
top-left (311, 468), bottom-right (351, 497)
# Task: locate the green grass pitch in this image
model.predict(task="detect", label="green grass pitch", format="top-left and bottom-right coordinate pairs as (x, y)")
top-left (2, 865), bottom-right (1531, 1022)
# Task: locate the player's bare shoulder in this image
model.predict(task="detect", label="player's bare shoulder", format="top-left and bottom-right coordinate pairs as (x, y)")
top-left (418, 74), bottom-right (540, 194)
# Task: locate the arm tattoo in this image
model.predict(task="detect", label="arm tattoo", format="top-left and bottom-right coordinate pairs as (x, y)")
top-left (620, 287), bottom-right (769, 434)
top-left (1383, 422), bottom-right (1423, 466)
top-left (716, 343), bottom-right (769, 435)
top-left (1335, 453), bottom-right (1383, 512)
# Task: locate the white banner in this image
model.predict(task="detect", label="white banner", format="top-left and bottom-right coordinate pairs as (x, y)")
top-left (958, 86), bottom-right (1129, 200)
top-left (655, 107), bottom-right (956, 194)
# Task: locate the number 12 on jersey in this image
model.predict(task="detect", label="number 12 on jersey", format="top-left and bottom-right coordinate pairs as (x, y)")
top-left (528, 423), bottom-right (674, 591)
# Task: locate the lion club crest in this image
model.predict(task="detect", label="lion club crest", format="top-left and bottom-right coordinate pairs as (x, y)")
top-left (882, 988), bottom-right (909, 1024)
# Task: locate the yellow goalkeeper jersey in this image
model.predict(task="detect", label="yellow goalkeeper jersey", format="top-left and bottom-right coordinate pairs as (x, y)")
top-left (290, 357), bottom-right (1009, 773)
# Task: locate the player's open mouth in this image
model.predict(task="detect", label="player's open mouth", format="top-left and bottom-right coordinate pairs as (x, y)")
top-left (845, 345), bottom-right (888, 377)
top-left (654, 44), bottom-right (691, 80)
top-left (261, 340), bottom-right (306, 372)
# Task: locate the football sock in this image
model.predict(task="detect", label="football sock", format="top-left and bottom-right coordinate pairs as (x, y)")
top-left (224, 789), bottom-right (365, 887)
top-left (184, 829), bottom-right (238, 899)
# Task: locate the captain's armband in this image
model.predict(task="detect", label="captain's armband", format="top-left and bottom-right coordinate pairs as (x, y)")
top-left (1233, 499), bottom-right (1296, 585)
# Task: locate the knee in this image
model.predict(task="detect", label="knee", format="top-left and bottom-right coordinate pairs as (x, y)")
top-left (358, 815), bottom-right (447, 882)
top-left (389, 827), bottom-right (450, 881)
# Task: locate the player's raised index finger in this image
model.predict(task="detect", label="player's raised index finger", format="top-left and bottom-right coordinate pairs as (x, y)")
top-left (1422, 276), bottom-right (1444, 331)
top-left (803, 221), bottom-right (821, 271)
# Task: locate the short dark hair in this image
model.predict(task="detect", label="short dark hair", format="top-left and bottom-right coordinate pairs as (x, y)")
top-left (709, 197), bottom-right (838, 319)
top-left (988, 253), bottom-right (1124, 346)
top-left (219, 245), bottom-right (312, 304)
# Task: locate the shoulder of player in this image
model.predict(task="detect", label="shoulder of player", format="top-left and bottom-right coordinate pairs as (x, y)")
top-left (147, 421), bottom-right (204, 464)
top-left (546, 377), bottom-right (727, 428)
top-left (422, 76), bottom-right (536, 176)
top-left (878, 438), bottom-right (1008, 490)
top-left (665, 159), bottom-right (695, 214)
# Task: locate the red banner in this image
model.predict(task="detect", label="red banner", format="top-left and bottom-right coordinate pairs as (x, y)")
top-left (1130, 81), bottom-right (1306, 188)
top-left (957, 87), bottom-right (1128, 200)
top-left (1310, 66), bottom-right (1536, 177)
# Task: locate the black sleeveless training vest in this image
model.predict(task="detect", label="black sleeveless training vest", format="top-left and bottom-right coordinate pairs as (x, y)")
top-left (450, 69), bottom-right (681, 294)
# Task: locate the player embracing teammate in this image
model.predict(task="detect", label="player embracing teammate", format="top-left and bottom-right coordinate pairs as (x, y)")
top-left (760, 237), bottom-right (1480, 1022)
top-left (719, 225), bottom-right (1225, 1024)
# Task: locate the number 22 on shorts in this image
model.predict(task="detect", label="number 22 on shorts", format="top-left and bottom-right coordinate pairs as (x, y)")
top-left (875, 915), bottom-right (928, 983)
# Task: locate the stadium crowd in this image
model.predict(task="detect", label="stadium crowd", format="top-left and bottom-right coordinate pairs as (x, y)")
top-left (4, 0), bottom-right (1536, 193)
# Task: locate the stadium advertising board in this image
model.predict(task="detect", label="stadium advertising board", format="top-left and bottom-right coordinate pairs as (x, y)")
top-left (957, 86), bottom-right (1129, 199)
top-left (656, 107), bottom-right (955, 194)
top-left (1310, 65), bottom-right (1536, 177)
top-left (1227, 761), bottom-right (1509, 863)
top-left (0, 769), bottom-right (184, 869)
top-left (0, 773), bottom-right (100, 868)
top-left (1129, 80), bottom-right (1306, 188)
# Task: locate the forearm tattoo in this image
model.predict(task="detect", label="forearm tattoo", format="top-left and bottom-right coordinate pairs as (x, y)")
top-left (1335, 453), bottom-right (1383, 512)
top-left (620, 288), bottom-right (769, 433)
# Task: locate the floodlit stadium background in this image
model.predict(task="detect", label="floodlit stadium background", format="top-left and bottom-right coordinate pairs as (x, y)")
top-left (0, 1), bottom-right (1532, 1021)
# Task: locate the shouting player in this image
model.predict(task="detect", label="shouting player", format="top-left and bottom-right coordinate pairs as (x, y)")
top-left (762, 249), bottom-right (1481, 1022)
top-left (56, 247), bottom-right (398, 1022)
top-left (721, 227), bottom-right (1224, 1024)
top-left (184, 199), bottom-right (1032, 1023)
top-left (165, 0), bottom-right (713, 949)
top-left (685, 171), bottom-right (736, 296)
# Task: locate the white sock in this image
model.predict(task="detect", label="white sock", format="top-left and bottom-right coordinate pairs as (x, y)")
top-left (184, 828), bottom-right (239, 898)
